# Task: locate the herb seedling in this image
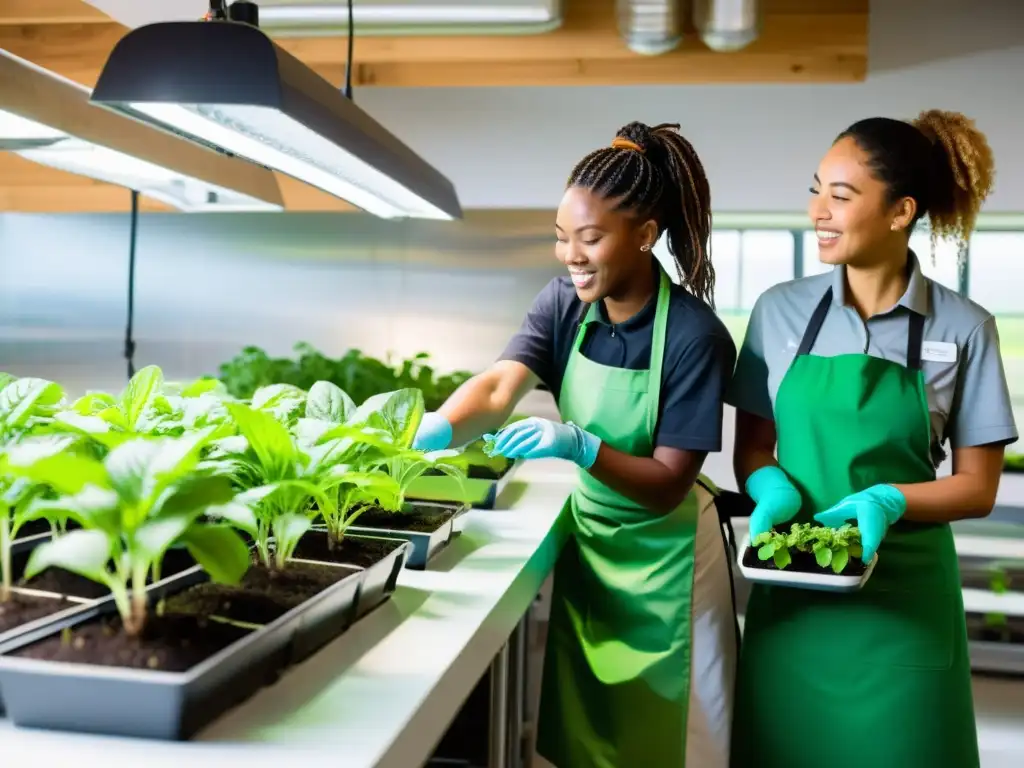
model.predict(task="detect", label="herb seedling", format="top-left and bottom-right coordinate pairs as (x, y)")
top-left (16, 433), bottom-right (252, 635)
top-left (753, 522), bottom-right (864, 574)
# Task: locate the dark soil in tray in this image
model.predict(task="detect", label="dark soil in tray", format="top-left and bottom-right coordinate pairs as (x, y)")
top-left (353, 505), bottom-right (457, 534)
top-left (13, 547), bottom-right (197, 601)
top-left (13, 611), bottom-right (252, 673)
top-left (292, 532), bottom-right (402, 568)
top-left (966, 613), bottom-right (1024, 645)
top-left (0, 591), bottom-right (77, 635)
top-left (161, 560), bottom-right (354, 627)
top-left (742, 545), bottom-right (867, 578)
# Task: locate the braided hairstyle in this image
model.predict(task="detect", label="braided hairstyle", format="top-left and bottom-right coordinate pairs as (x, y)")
top-left (566, 121), bottom-right (716, 308)
top-left (837, 110), bottom-right (995, 248)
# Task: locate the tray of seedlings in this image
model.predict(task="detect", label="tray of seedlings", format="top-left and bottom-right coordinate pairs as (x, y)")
top-left (407, 433), bottom-right (523, 510)
top-left (0, 427), bottom-right (371, 740)
top-left (290, 383), bottom-right (472, 569)
top-left (0, 366), bottom-right (490, 737)
top-left (737, 522), bottom-right (878, 593)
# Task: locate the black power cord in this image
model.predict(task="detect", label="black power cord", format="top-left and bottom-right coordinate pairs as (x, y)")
top-left (343, 0), bottom-right (354, 100)
top-left (125, 189), bottom-right (139, 380)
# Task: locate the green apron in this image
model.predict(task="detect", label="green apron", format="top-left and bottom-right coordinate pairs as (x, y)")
top-left (536, 270), bottom-right (722, 767)
top-left (732, 286), bottom-right (979, 768)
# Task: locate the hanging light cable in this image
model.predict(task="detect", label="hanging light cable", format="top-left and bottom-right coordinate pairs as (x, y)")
top-left (124, 190), bottom-right (139, 380)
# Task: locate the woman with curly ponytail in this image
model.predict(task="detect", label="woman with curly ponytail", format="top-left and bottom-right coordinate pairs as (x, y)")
top-left (729, 110), bottom-right (1015, 768)
top-left (412, 121), bottom-right (740, 766)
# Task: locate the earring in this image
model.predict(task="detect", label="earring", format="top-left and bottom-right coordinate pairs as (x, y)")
top-left (891, 223), bottom-right (899, 231)
top-left (640, 244), bottom-right (652, 252)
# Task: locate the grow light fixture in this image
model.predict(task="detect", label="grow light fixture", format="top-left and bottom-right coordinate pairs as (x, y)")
top-left (0, 50), bottom-right (283, 213)
top-left (89, 2), bottom-right (463, 220)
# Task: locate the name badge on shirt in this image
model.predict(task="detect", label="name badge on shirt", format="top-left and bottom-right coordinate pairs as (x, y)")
top-left (921, 341), bottom-right (958, 363)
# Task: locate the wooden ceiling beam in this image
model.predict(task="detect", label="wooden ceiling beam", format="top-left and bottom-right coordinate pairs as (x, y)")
top-left (0, 0), bottom-right (868, 89)
top-left (0, 0), bottom-right (109, 25)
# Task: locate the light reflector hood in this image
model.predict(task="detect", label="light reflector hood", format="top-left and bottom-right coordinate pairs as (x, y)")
top-left (91, 19), bottom-right (463, 220)
top-left (0, 50), bottom-right (283, 213)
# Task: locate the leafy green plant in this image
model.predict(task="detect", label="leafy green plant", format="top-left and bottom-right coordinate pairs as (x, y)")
top-left (216, 343), bottom-right (472, 411)
top-left (202, 401), bottom-right (396, 569)
top-left (0, 434), bottom-right (80, 601)
top-left (752, 522), bottom-right (864, 574)
top-left (1004, 453), bottom-right (1024, 473)
top-left (51, 365), bottom-right (166, 449)
top-left (0, 374), bottom-right (68, 448)
top-left (984, 566), bottom-right (1012, 641)
top-left (341, 388), bottom-right (466, 509)
top-left (14, 433), bottom-right (252, 635)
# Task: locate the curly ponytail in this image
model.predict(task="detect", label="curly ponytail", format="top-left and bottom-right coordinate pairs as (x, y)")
top-left (566, 121), bottom-right (716, 308)
top-left (911, 110), bottom-right (995, 245)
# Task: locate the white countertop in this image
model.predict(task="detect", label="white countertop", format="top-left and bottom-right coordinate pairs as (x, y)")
top-left (0, 460), bottom-right (577, 767)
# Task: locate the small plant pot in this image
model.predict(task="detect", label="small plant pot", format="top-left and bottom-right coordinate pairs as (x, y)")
top-left (293, 530), bottom-right (409, 620)
top-left (406, 460), bottom-right (522, 510)
top-left (0, 558), bottom-right (364, 740)
top-left (737, 534), bottom-right (878, 593)
top-left (347, 500), bottom-right (470, 569)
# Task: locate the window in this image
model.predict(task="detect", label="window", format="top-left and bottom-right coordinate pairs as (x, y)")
top-left (802, 231), bottom-right (833, 277)
top-left (740, 231), bottom-right (794, 309)
top-left (968, 232), bottom-right (1024, 434)
top-left (909, 231), bottom-right (961, 291)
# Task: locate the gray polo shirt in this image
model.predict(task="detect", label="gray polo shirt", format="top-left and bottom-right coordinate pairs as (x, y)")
top-left (727, 251), bottom-right (1019, 466)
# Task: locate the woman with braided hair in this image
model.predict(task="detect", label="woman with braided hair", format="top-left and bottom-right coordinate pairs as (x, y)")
top-left (413, 121), bottom-right (739, 765)
top-left (729, 110), bottom-right (1017, 768)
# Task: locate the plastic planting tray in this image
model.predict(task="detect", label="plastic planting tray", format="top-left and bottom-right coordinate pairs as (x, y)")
top-left (737, 533), bottom-right (878, 593)
top-left (406, 461), bottom-right (522, 510)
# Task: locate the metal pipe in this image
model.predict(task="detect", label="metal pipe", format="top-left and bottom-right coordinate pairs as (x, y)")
top-left (507, 618), bottom-right (528, 766)
top-left (489, 644), bottom-right (510, 768)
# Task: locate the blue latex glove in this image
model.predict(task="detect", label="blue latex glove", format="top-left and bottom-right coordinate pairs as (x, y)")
top-left (745, 465), bottom-right (803, 539)
top-left (412, 412), bottom-right (453, 452)
top-left (813, 484), bottom-right (906, 564)
top-left (485, 417), bottom-right (601, 469)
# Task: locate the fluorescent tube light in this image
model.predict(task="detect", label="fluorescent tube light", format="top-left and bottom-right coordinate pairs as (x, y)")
top-left (0, 49), bottom-right (284, 213)
top-left (90, 14), bottom-right (462, 220)
top-left (260, 4), bottom-right (555, 25)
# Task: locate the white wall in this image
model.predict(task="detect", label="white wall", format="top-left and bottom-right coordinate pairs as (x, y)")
top-left (350, 0), bottom-right (1024, 212)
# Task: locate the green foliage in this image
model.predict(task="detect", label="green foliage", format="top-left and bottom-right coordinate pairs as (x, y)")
top-left (1004, 453), bottom-right (1024, 473)
top-left (13, 432), bottom-right (252, 634)
top-left (216, 343), bottom-right (472, 412)
top-left (752, 522), bottom-right (865, 575)
top-left (0, 362), bottom-right (479, 632)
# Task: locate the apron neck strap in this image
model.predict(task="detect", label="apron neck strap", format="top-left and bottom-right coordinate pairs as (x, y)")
top-left (797, 285), bottom-right (926, 371)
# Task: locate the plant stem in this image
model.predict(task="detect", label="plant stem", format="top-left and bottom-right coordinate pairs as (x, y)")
top-left (0, 515), bottom-right (10, 603)
top-left (126, 563), bottom-right (149, 636)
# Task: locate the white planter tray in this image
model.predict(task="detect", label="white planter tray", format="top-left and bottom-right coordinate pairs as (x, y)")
top-left (737, 534), bottom-right (878, 593)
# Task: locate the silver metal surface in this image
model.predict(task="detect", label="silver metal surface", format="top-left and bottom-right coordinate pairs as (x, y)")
top-left (254, 0), bottom-right (565, 36)
top-left (615, 0), bottom-right (685, 55)
top-left (693, 0), bottom-right (759, 52)
top-left (489, 643), bottom-right (510, 768)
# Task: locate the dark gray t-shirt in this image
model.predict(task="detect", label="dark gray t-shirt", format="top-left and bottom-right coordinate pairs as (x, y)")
top-left (500, 275), bottom-right (737, 453)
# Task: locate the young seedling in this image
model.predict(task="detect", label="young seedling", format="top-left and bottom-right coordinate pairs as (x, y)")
top-left (753, 522), bottom-right (864, 574)
top-left (204, 401), bottom-right (394, 569)
top-left (50, 365), bottom-right (166, 450)
top-left (338, 388), bottom-right (467, 510)
top-left (15, 432), bottom-right (252, 635)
